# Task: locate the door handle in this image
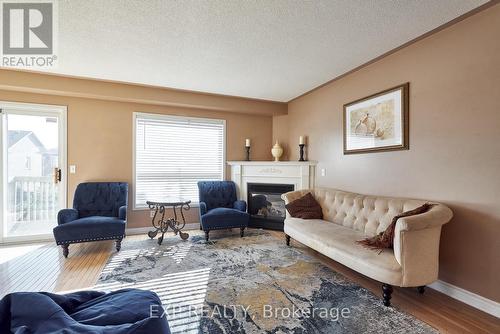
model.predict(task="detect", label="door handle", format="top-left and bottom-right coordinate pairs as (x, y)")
top-left (54, 167), bottom-right (62, 184)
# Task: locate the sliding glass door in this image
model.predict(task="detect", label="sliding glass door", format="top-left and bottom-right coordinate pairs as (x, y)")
top-left (0, 102), bottom-right (67, 242)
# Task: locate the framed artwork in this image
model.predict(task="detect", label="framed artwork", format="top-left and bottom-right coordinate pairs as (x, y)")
top-left (343, 83), bottom-right (409, 154)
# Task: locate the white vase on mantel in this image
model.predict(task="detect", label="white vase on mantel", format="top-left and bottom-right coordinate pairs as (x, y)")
top-left (271, 141), bottom-right (284, 162)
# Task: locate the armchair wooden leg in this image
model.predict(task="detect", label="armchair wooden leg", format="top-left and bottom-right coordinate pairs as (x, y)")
top-left (417, 286), bottom-right (425, 294)
top-left (382, 284), bottom-right (393, 307)
top-left (116, 238), bottom-right (123, 252)
top-left (205, 230), bottom-right (209, 241)
top-left (240, 227), bottom-right (245, 237)
top-left (62, 244), bottom-right (69, 258)
top-left (285, 234), bottom-right (291, 246)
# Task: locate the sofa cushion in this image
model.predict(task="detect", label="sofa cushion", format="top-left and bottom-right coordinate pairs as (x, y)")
top-left (71, 289), bottom-right (162, 326)
top-left (286, 188), bottom-right (428, 237)
top-left (201, 207), bottom-right (249, 230)
top-left (285, 192), bottom-right (323, 219)
top-left (284, 217), bottom-right (403, 286)
top-left (53, 216), bottom-right (126, 244)
top-left (0, 289), bottom-right (170, 334)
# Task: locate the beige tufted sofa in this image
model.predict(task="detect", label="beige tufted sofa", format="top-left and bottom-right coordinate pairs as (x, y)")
top-left (282, 188), bottom-right (453, 306)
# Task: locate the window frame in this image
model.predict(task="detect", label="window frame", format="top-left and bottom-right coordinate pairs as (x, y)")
top-left (132, 112), bottom-right (226, 210)
top-left (25, 156), bottom-right (32, 170)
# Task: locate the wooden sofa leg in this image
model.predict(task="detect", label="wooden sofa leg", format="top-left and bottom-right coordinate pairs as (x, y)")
top-left (285, 234), bottom-right (291, 246)
top-left (205, 230), bottom-right (209, 241)
top-left (417, 286), bottom-right (425, 294)
top-left (116, 238), bottom-right (123, 252)
top-left (62, 244), bottom-right (69, 258)
top-left (240, 227), bottom-right (245, 237)
top-left (382, 284), bottom-right (393, 307)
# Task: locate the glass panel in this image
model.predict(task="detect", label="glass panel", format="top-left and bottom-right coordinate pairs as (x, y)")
top-left (249, 193), bottom-right (287, 219)
top-left (5, 114), bottom-right (60, 237)
top-left (247, 183), bottom-right (295, 222)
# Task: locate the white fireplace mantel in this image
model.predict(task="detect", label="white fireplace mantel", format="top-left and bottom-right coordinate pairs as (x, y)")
top-left (227, 161), bottom-right (317, 201)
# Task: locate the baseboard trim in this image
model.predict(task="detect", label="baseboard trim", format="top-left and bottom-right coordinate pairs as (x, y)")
top-left (429, 280), bottom-right (499, 318)
top-left (126, 223), bottom-right (200, 235)
top-left (125, 227), bottom-right (151, 235)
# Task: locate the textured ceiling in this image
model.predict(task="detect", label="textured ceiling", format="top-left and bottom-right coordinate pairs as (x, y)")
top-left (39, 0), bottom-right (489, 101)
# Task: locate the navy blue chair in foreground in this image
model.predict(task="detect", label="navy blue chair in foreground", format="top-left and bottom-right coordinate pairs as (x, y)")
top-left (53, 182), bottom-right (128, 258)
top-left (0, 288), bottom-right (170, 334)
top-left (198, 181), bottom-right (249, 241)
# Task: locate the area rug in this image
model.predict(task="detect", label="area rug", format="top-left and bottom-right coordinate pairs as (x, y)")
top-left (95, 230), bottom-right (437, 334)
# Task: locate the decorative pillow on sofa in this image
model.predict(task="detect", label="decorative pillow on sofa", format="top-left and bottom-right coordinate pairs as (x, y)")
top-left (285, 193), bottom-right (323, 219)
top-left (357, 203), bottom-right (434, 252)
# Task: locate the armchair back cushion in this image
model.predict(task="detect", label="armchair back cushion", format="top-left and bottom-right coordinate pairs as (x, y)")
top-left (198, 181), bottom-right (237, 211)
top-left (73, 182), bottom-right (128, 218)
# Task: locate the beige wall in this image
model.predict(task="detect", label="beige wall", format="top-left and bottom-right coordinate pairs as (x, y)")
top-left (272, 114), bottom-right (290, 161)
top-left (0, 69), bottom-right (287, 116)
top-left (0, 79), bottom-right (276, 228)
top-left (276, 5), bottom-right (500, 301)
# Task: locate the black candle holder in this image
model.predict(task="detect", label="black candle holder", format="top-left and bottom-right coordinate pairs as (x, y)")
top-left (245, 146), bottom-right (250, 161)
top-left (299, 144), bottom-right (306, 161)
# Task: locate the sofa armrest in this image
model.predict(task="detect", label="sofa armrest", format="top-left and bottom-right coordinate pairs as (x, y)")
top-left (396, 204), bottom-right (453, 232)
top-left (57, 209), bottom-right (79, 225)
top-left (393, 204), bottom-right (453, 286)
top-left (199, 202), bottom-right (207, 216)
top-left (233, 200), bottom-right (247, 212)
top-left (118, 205), bottom-right (127, 221)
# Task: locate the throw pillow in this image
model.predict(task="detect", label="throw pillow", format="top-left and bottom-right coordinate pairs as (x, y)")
top-left (285, 192), bottom-right (323, 219)
top-left (357, 203), bottom-right (435, 252)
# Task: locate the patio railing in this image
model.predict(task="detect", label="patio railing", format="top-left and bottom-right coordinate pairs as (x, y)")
top-left (8, 176), bottom-right (58, 222)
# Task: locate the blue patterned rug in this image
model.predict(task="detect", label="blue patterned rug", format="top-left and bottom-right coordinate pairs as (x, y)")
top-left (95, 229), bottom-right (436, 334)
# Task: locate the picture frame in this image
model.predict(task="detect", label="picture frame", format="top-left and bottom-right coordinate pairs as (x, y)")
top-left (343, 83), bottom-right (409, 154)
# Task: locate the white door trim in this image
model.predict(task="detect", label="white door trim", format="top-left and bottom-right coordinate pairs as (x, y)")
top-left (0, 101), bottom-right (67, 243)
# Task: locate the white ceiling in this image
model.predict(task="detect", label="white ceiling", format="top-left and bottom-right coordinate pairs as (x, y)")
top-left (42, 0), bottom-right (489, 101)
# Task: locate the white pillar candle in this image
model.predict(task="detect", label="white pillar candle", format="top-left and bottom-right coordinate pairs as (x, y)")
top-left (245, 138), bottom-right (251, 147)
top-left (299, 136), bottom-right (305, 145)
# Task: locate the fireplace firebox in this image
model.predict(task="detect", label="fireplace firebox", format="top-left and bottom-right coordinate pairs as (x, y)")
top-left (247, 183), bottom-right (294, 230)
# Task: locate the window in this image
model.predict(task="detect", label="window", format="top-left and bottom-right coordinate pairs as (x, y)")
top-left (133, 113), bottom-right (225, 209)
top-left (25, 156), bottom-right (32, 170)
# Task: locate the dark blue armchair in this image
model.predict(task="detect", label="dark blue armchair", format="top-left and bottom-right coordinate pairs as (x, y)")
top-left (53, 182), bottom-right (128, 258)
top-left (198, 181), bottom-right (249, 241)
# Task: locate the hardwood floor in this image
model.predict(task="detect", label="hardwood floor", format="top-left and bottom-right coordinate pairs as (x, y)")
top-left (0, 238), bottom-right (114, 294)
top-left (0, 229), bottom-right (498, 333)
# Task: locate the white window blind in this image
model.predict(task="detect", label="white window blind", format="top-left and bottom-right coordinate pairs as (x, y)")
top-left (134, 113), bottom-right (225, 208)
